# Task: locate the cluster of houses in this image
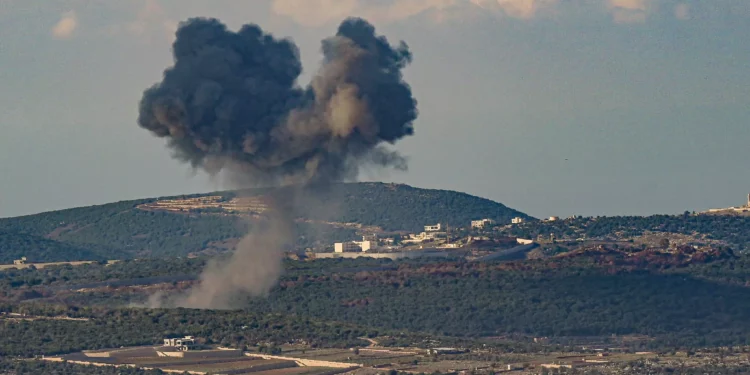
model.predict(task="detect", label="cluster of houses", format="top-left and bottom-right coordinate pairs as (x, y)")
top-left (333, 217), bottom-right (525, 254)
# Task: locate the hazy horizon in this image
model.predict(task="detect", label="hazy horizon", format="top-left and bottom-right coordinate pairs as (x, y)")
top-left (2, 0), bottom-right (749, 219)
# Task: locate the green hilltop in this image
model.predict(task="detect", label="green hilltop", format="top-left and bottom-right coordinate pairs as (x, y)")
top-left (0, 182), bottom-right (529, 261)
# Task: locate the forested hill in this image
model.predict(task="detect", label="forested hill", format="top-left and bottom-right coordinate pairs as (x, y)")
top-left (283, 182), bottom-right (530, 232)
top-left (0, 232), bottom-right (107, 263)
top-left (0, 183), bottom-right (528, 260)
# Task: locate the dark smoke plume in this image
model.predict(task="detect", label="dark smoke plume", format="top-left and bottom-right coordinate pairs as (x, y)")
top-left (138, 17), bottom-right (417, 308)
top-left (139, 17), bottom-right (416, 185)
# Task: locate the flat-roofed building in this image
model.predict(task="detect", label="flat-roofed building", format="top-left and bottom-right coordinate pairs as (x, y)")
top-left (471, 219), bottom-right (495, 229)
top-left (424, 224), bottom-right (442, 232)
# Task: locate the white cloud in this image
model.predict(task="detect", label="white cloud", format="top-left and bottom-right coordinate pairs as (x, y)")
top-left (609, 0), bottom-right (647, 11)
top-left (270, 0), bottom-right (560, 26)
top-left (471, 0), bottom-right (558, 19)
top-left (270, 0), bottom-right (671, 26)
top-left (271, 0), bottom-right (360, 27)
top-left (109, 0), bottom-right (177, 42)
top-left (51, 11), bottom-right (78, 39)
top-left (674, 3), bottom-right (690, 20)
top-left (367, 0), bottom-right (458, 23)
top-left (271, 0), bottom-right (463, 26)
top-left (608, 0), bottom-right (651, 23)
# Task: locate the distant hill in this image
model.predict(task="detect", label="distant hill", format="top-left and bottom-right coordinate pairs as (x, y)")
top-left (282, 182), bottom-right (531, 232)
top-left (0, 183), bottom-right (529, 261)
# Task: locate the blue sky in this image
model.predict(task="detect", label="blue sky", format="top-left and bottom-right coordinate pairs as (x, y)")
top-left (1, 0), bottom-right (748, 219)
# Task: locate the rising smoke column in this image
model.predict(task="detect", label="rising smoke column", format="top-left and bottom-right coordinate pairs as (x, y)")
top-left (138, 17), bottom-right (417, 308)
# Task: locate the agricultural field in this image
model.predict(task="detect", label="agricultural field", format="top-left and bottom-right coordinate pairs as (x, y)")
top-left (51, 346), bottom-right (354, 375)
top-left (159, 358), bottom-right (295, 373)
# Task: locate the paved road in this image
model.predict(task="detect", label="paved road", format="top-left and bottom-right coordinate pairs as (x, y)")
top-left (471, 243), bottom-right (538, 262)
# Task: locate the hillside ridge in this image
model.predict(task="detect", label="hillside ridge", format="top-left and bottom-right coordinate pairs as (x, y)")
top-left (0, 182), bottom-right (529, 260)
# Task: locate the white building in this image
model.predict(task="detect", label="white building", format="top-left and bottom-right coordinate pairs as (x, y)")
top-left (704, 194), bottom-right (750, 213)
top-left (335, 242), bottom-right (360, 253)
top-left (511, 217), bottom-right (524, 224)
top-left (428, 347), bottom-right (467, 355)
top-left (548, 216), bottom-right (560, 222)
top-left (424, 223), bottom-right (442, 232)
top-left (403, 232), bottom-right (432, 244)
top-left (164, 336), bottom-right (197, 351)
top-left (439, 243), bottom-right (460, 249)
top-left (418, 232), bottom-right (441, 240)
top-left (471, 219), bottom-right (496, 229)
top-left (359, 240), bottom-right (375, 252)
top-left (335, 241), bottom-right (376, 253)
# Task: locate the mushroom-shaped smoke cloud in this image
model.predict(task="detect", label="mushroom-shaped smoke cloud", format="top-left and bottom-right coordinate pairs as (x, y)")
top-left (138, 17), bottom-right (417, 309)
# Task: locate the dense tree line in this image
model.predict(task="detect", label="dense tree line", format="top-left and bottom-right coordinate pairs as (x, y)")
top-left (667, 256), bottom-right (750, 286)
top-left (0, 257), bottom-right (399, 292)
top-left (228, 263), bottom-right (750, 348)
top-left (11, 255), bottom-right (750, 348)
top-left (0, 306), bottom-right (375, 357)
top-left (30, 257), bottom-right (750, 349)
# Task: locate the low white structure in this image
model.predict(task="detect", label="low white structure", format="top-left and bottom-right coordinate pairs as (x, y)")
top-left (163, 336), bottom-right (197, 351)
top-left (428, 347), bottom-right (467, 355)
top-left (359, 240), bottom-right (375, 252)
top-left (335, 242), bottom-right (359, 253)
top-left (547, 216), bottom-right (560, 221)
top-left (706, 207), bottom-right (750, 213)
top-left (438, 243), bottom-right (460, 249)
top-left (424, 223), bottom-right (442, 232)
top-left (13, 257), bottom-right (27, 265)
top-left (471, 219), bottom-right (496, 229)
top-left (705, 195), bottom-right (750, 213)
top-left (404, 231), bottom-right (446, 244)
top-left (335, 241), bottom-right (376, 253)
top-left (511, 217), bottom-right (524, 224)
top-left (516, 238), bottom-right (534, 245)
